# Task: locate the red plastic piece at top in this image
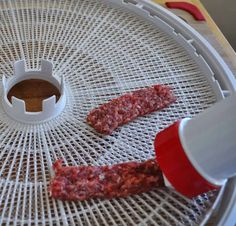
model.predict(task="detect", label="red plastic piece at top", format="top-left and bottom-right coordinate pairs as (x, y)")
top-left (154, 120), bottom-right (219, 198)
top-left (166, 2), bottom-right (206, 21)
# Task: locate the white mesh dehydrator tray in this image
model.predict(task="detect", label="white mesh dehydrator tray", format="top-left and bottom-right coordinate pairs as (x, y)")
top-left (0, 0), bottom-right (235, 225)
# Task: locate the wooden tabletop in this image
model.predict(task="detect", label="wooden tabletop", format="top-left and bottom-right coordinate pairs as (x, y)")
top-left (7, 79), bottom-right (60, 112)
top-left (152, 0), bottom-right (236, 76)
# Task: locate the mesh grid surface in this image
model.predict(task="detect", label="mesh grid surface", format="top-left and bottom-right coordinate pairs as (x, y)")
top-left (0, 0), bottom-right (219, 225)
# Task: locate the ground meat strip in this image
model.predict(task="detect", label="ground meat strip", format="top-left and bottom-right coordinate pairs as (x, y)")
top-left (87, 84), bottom-right (176, 134)
top-left (49, 159), bottom-right (164, 201)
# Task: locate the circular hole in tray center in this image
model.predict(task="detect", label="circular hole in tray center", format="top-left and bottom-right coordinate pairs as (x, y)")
top-left (7, 79), bottom-right (61, 112)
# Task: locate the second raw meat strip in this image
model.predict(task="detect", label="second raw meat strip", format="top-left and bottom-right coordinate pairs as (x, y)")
top-left (87, 84), bottom-right (176, 134)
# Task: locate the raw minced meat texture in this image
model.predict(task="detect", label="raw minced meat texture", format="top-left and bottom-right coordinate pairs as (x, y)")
top-left (87, 84), bottom-right (176, 134)
top-left (49, 159), bottom-right (164, 201)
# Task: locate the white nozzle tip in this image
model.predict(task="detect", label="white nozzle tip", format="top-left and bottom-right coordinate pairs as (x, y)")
top-left (163, 174), bottom-right (173, 188)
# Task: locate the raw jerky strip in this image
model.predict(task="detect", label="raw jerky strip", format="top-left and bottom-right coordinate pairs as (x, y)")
top-left (87, 84), bottom-right (176, 134)
top-left (49, 159), bottom-right (164, 201)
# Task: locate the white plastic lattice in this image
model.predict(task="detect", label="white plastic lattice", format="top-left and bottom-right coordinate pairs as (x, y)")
top-left (0, 0), bottom-right (230, 225)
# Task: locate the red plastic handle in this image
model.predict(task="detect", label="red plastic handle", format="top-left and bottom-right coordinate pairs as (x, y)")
top-left (166, 2), bottom-right (206, 21)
